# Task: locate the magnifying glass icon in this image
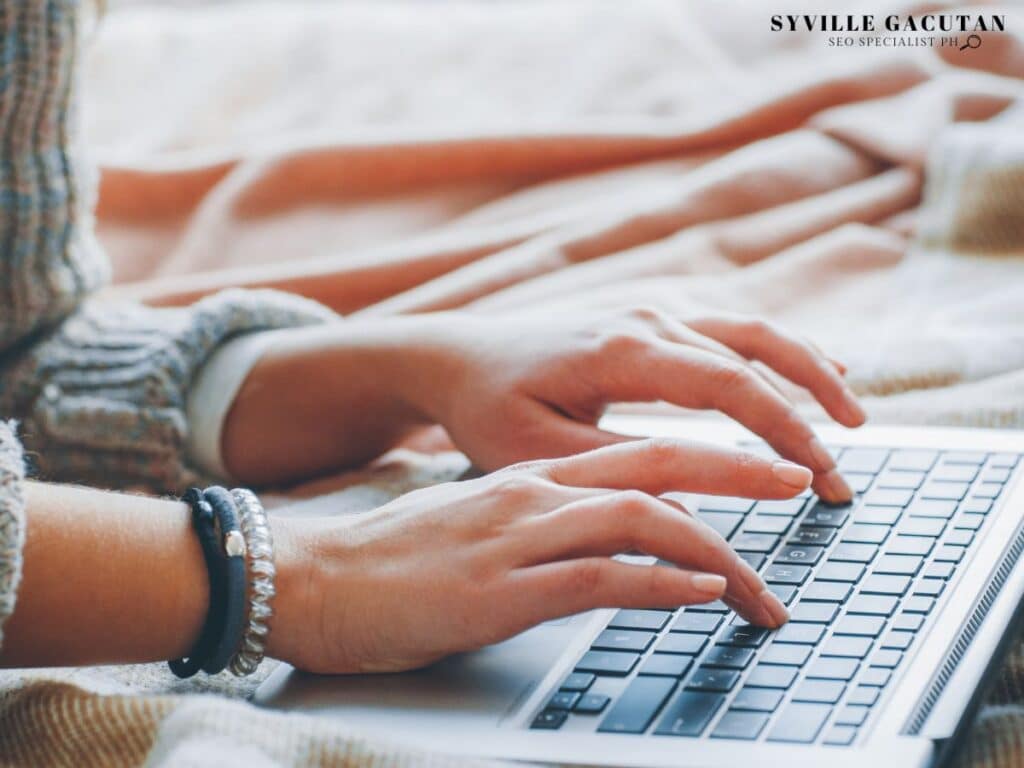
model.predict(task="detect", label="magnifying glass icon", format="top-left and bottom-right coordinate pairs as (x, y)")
top-left (960, 34), bottom-right (982, 51)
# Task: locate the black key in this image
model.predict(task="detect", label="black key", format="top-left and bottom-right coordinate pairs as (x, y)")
top-left (860, 574), bottom-right (910, 595)
top-left (609, 609), bottom-right (672, 632)
top-left (598, 676), bottom-right (677, 734)
top-left (903, 596), bottom-right (935, 614)
top-left (817, 561), bottom-right (865, 582)
top-left (733, 533), bottom-right (780, 553)
top-left (732, 687), bottom-right (784, 712)
top-left (821, 636), bottom-right (872, 658)
top-left (830, 543), bottom-right (877, 563)
top-left (878, 470), bottom-right (925, 489)
top-left (788, 526), bottom-right (836, 546)
top-left (744, 664), bottom-right (798, 689)
top-left (686, 667), bottom-right (739, 693)
top-left (699, 511), bottom-right (744, 541)
top-left (943, 451), bottom-right (987, 465)
top-left (835, 615), bottom-right (885, 637)
top-left (753, 498), bottom-right (807, 516)
top-left (920, 481), bottom-right (969, 501)
top-left (804, 504), bottom-right (850, 528)
top-left (835, 705), bottom-right (870, 726)
top-left (806, 658), bottom-right (859, 681)
top-left (881, 630), bottom-right (914, 650)
top-left (802, 581), bottom-right (851, 602)
top-left (790, 602), bottom-right (839, 623)
top-left (761, 643), bottom-right (811, 666)
top-left (892, 613), bottom-right (925, 632)
top-left (900, 517), bottom-right (946, 537)
top-left (718, 625), bottom-right (769, 647)
top-left (793, 679), bottom-right (846, 703)
top-left (711, 710), bottom-right (770, 740)
top-left (932, 464), bottom-right (978, 483)
top-left (698, 497), bottom-right (754, 513)
top-left (768, 583), bottom-right (798, 605)
top-left (531, 710), bottom-right (568, 730)
top-left (592, 629), bottom-right (655, 653)
top-left (908, 499), bottom-right (958, 519)
top-left (764, 564), bottom-right (811, 585)
top-left (885, 536), bottom-right (933, 557)
top-left (704, 645), bottom-right (755, 669)
top-left (874, 554), bottom-right (923, 576)
top-left (824, 725), bottom-right (858, 746)
top-left (924, 562), bottom-right (955, 580)
top-left (547, 691), bottom-right (581, 710)
top-left (775, 624), bottom-right (826, 644)
top-left (774, 545), bottom-right (823, 566)
top-left (842, 524), bottom-right (889, 544)
top-left (871, 650), bottom-right (903, 668)
top-left (767, 702), bottom-right (832, 743)
top-left (860, 668), bottom-right (892, 687)
top-left (889, 450), bottom-right (938, 472)
top-left (560, 672), bottom-right (595, 692)
top-left (744, 515), bottom-right (792, 535)
top-left (863, 488), bottom-right (913, 507)
top-left (954, 513), bottom-right (985, 531)
top-left (846, 595), bottom-right (898, 617)
top-left (847, 686), bottom-right (880, 706)
top-left (846, 473), bottom-right (875, 494)
top-left (672, 613), bottom-right (722, 634)
top-left (945, 529), bottom-right (974, 546)
top-left (839, 449), bottom-right (889, 474)
top-left (914, 579), bottom-right (945, 598)
top-left (576, 650), bottom-right (639, 676)
top-left (962, 497), bottom-right (994, 513)
top-left (657, 633), bottom-right (707, 655)
top-left (574, 693), bottom-right (610, 714)
top-left (935, 545), bottom-right (966, 563)
top-left (653, 691), bottom-right (724, 737)
top-left (854, 506), bottom-right (901, 526)
top-left (640, 654), bottom-right (693, 678)
top-left (687, 600), bottom-right (730, 613)
top-left (739, 552), bottom-right (766, 571)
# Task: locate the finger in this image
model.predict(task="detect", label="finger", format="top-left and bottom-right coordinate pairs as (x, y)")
top-left (533, 438), bottom-right (812, 500)
top-left (514, 490), bottom-right (786, 627)
top-left (685, 316), bottom-right (865, 427)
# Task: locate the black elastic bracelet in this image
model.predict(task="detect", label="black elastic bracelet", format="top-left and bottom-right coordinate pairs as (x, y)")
top-left (169, 488), bottom-right (225, 678)
top-left (200, 486), bottom-right (248, 675)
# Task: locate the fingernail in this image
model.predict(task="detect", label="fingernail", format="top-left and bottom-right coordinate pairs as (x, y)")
top-left (824, 469), bottom-right (854, 503)
top-left (691, 572), bottom-right (728, 597)
top-left (760, 589), bottom-right (790, 627)
top-left (807, 437), bottom-right (836, 471)
top-left (772, 461), bottom-right (813, 490)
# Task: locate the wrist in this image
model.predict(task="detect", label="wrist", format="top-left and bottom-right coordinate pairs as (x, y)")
top-left (262, 516), bottom-right (317, 667)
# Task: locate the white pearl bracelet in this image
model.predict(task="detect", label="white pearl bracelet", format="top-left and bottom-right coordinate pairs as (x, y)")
top-left (229, 488), bottom-right (276, 676)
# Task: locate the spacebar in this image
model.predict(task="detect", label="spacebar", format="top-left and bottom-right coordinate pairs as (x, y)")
top-left (598, 677), bottom-right (677, 734)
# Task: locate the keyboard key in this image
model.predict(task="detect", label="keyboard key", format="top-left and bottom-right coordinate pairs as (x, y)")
top-left (914, 579), bottom-right (945, 597)
top-left (931, 464), bottom-right (978, 482)
top-left (531, 710), bottom-right (568, 730)
top-left (975, 483), bottom-right (1002, 499)
top-left (733, 533), bottom-right (779, 553)
top-left (881, 631), bottom-right (914, 650)
top-left (686, 667), bottom-right (739, 693)
top-left (847, 686), bottom-right (880, 706)
top-left (920, 481), bottom-right (969, 501)
top-left (574, 693), bottom-right (610, 714)
top-left (863, 488), bottom-right (913, 507)
top-left (944, 451), bottom-right (987, 465)
top-left (732, 687), bottom-right (784, 712)
top-left (878, 471), bottom-right (925, 489)
top-left (803, 505), bottom-right (850, 528)
top-left (839, 449), bottom-right (889, 474)
top-left (835, 616), bottom-right (886, 637)
top-left (860, 574), bottom-right (910, 595)
top-left (990, 453), bottom-right (1020, 468)
top-left (793, 679), bottom-right (846, 704)
top-left (846, 473), bottom-right (874, 493)
top-left (609, 609), bottom-right (672, 632)
top-left (847, 595), bottom-right (898, 616)
top-left (830, 543), bottom-right (877, 563)
top-left (560, 672), bottom-right (595, 692)
top-left (767, 702), bottom-right (832, 743)
top-left (908, 499), bottom-right (958, 519)
top-left (981, 468), bottom-right (1010, 483)
top-left (924, 562), bottom-right (955, 580)
top-left (547, 691), bottom-right (580, 710)
top-left (745, 664), bottom-right (798, 689)
top-left (764, 564), bottom-right (811, 585)
top-left (776, 623), bottom-right (826, 644)
top-left (744, 515), bottom-right (792, 535)
top-left (854, 506), bottom-right (901, 526)
top-left (718, 625), bottom-right (769, 647)
top-left (761, 643), bottom-right (812, 666)
top-left (698, 497), bottom-right (754, 513)
top-left (821, 636), bottom-right (872, 658)
top-left (698, 511), bottom-right (744, 541)
top-left (753, 498), bottom-right (807, 516)
top-left (687, 599), bottom-right (730, 613)
top-left (672, 613), bottom-right (722, 634)
top-left (802, 581), bottom-right (852, 602)
top-left (654, 691), bottom-right (724, 737)
top-left (711, 710), bottom-right (769, 740)
top-left (657, 634), bottom-right (707, 655)
top-left (874, 555), bottom-right (923, 576)
top-left (899, 517), bottom-right (946, 537)
top-left (598, 676), bottom-right (677, 734)
top-left (954, 513), bottom-right (985, 531)
top-left (639, 654), bottom-right (694, 678)
top-left (592, 629), bottom-right (655, 653)
top-left (903, 596), bottom-right (936, 614)
top-left (945, 529), bottom-right (974, 547)
top-left (807, 658), bottom-right (859, 681)
top-left (738, 552), bottom-right (766, 571)
top-left (824, 725), bottom-right (858, 745)
top-left (817, 561), bottom-right (865, 582)
top-left (790, 602), bottom-right (840, 623)
top-left (871, 650), bottom-right (903, 668)
top-left (788, 526), bottom-right (836, 546)
top-left (576, 650), bottom-right (640, 676)
top-left (885, 536), bottom-right (933, 557)
top-left (768, 584), bottom-right (798, 605)
top-left (860, 668), bottom-right (892, 687)
top-left (704, 645), bottom-right (755, 670)
top-left (892, 613), bottom-right (925, 631)
top-left (889, 450), bottom-right (938, 472)
top-left (935, 545), bottom-right (966, 563)
top-left (962, 497), bottom-right (994, 514)
top-left (835, 705), bottom-right (870, 726)
top-left (844, 524), bottom-right (890, 545)
top-left (774, 545), bottom-right (824, 565)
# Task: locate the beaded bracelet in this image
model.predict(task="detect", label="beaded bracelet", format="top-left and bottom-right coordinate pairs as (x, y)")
top-left (229, 488), bottom-right (276, 676)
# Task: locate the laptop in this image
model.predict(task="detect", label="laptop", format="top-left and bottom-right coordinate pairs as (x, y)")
top-left (256, 415), bottom-right (1024, 768)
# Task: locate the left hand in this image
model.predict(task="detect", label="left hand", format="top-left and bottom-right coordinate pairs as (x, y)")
top-left (388, 307), bottom-right (863, 502)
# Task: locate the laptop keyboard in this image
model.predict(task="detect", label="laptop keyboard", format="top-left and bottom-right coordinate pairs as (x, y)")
top-left (529, 446), bottom-right (1021, 745)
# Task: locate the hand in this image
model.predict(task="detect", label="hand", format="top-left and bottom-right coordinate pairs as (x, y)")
top-left (388, 307), bottom-right (863, 503)
top-left (267, 439), bottom-right (802, 674)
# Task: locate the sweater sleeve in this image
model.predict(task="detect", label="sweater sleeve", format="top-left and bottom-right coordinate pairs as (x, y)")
top-left (0, 421), bottom-right (26, 652)
top-left (0, 289), bottom-right (336, 493)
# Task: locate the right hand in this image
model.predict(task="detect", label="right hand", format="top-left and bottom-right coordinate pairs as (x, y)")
top-left (268, 439), bottom-right (802, 674)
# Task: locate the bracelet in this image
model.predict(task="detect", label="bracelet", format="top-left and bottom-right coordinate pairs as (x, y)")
top-left (229, 488), bottom-right (276, 676)
top-left (200, 486), bottom-right (248, 675)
